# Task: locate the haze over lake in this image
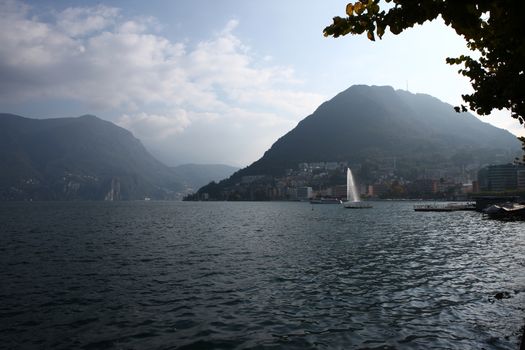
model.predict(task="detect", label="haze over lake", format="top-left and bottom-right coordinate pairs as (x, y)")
top-left (1, 201), bottom-right (523, 349)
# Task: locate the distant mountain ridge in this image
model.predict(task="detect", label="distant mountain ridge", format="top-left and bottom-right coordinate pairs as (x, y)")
top-left (0, 113), bottom-right (184, 200)
top-left (198, 85), bottom-right (521, 194)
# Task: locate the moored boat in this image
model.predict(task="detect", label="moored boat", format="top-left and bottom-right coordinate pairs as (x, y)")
top-left (483, 202), bottom-right (525, 219)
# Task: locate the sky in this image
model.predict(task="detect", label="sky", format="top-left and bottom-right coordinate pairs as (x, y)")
top-left (1, 0), bottom-right (523, 167)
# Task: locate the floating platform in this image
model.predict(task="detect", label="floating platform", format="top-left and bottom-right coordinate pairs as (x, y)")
top-left (414, 203), bottom-right (476, 212)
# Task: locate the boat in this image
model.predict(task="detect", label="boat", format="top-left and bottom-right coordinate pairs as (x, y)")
top-left (310, 198), bottom-right (341, 204)
top-left (483, 202), bottom-right (525, 219)
top-left (341, 168), bottom-right (373, 209)
top-left (413, 202), bottom-right (476, 212)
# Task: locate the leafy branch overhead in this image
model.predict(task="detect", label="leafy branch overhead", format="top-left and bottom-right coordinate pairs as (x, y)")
top-left (324, 0), bottom-right (525, 129)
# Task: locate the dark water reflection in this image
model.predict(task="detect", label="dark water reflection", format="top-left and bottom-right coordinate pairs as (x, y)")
top-left (0, 201), bottom-right (524, 349)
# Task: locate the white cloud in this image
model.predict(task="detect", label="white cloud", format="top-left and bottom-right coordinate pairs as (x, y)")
top-left (0, 8), bottom-right (79, 68)
top-left (119, 111), bottom-right (191, 139)
top-left (56, 5), bottom-right (120, 37)
top-left (0, 0), bottom-right (29, 19)
top-left (0, 1), bottom-right (325, 165)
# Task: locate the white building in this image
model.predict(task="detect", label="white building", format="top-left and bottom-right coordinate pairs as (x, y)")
top-left (296, 186), bottom-right (313, 200)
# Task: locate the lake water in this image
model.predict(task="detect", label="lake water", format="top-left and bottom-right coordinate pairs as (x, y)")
top-left (1, 201), bottom-right (524, 349)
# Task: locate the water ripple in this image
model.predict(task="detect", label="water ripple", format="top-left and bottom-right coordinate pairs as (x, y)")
top-left (0, 201), bottom-right (523, 349)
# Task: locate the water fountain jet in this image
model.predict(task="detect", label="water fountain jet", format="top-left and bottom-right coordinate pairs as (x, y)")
top-left (342, 168), bottom-right (372, 209)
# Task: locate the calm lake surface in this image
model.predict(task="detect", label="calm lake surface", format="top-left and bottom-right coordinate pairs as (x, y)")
top-left (1, 201), bottom-right (524, 349)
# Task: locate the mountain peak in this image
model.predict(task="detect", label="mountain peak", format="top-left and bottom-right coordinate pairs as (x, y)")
top-left (336, 84), bottom-right (395, 99)
top-left (78, 114), bottom-right (100, 120)
top-left (198, 85), bottom-right (521, 196)
top-left (0, 115), bottom-right (184, 200)
top-left (344, 84), bottom-right (395, 92)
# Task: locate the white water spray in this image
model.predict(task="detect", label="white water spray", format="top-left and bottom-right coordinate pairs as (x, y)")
top-left (346, 168), bottom-right (361, 202)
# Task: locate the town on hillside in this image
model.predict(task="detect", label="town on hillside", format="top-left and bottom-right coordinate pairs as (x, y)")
top-left (185, 159), bottom-right (525, 201)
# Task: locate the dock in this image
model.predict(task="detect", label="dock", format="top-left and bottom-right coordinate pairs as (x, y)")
top-left (414, 202), bottom-right (476, 212)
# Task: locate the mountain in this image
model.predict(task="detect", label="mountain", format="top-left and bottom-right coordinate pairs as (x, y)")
top-left (197, 85), bottom-right (521, 197)
top-left (0, 114), bottom-right (184, 200)
top-left (170, 163), bottom-right (239, 192)
top-left (243, 85), bottom-right (519, 175)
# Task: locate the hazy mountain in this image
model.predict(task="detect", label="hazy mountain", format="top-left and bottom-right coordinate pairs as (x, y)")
top-left (171, 163), bottom-right (239, 192)
top-left (198, 85), bottom-right (521, 192)
top-left (0, 114), bottom-right (184, 200)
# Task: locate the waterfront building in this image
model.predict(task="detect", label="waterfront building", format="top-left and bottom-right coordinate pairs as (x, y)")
top-left (372, 183), bottom-right (390, 198)
top-left (332, 185), bottom-right (347, 198)
top-left (518, 167), bottom-right (525, 190)
top-left (296, 186), bottom-right (313, 200)
top-left (478, 164), bottom-right (525, 192)
top-left (407, 179), bottom-right (438, 197)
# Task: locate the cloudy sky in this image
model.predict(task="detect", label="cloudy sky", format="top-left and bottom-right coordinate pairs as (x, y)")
top-left (1, 0), bottom-right (523, 167)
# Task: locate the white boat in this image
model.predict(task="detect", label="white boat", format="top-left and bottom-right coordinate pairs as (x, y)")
top-left (341, 168), bottom-right (372, 209)
top-left (483, 202), bottom-right (525, 219)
